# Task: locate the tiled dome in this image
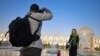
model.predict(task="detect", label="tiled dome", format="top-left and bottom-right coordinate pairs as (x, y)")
top-left (78, 26), bottom-right (94, 36)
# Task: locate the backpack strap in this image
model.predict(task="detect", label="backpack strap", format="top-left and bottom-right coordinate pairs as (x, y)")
top-left (5, 31), bottom-right (9, 37)
top-left (29, 16), bottom-right (41, 22)
top-left (26, 13), bottom-right (41, 22)
top-left (26, 13), bottom-right (42, 34)
top-left (34, 22), bottom-right (42, 34)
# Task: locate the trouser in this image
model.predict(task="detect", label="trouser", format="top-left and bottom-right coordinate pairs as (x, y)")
top-left (20, 47), bottom-right (42, 56)
top-left (69, 46), bottom-right (77, 56)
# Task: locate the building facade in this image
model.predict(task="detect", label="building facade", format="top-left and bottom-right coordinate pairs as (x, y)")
top-left (0, 27), bottom-right (100, 51)
top-left (41, 35), bottom-right (69, 46)
top-left (78, 26), bottom-right (100, 51)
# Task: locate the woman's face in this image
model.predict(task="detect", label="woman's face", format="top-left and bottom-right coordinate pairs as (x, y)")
top-left (72, 29), bottom-right (76, 34)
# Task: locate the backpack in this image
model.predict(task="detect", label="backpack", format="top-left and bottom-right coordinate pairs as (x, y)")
top-left (7, 15), bottom-right (41, 47)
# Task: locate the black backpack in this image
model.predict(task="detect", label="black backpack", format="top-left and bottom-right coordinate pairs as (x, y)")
top-left (7, 15), bottom-right (41, 47)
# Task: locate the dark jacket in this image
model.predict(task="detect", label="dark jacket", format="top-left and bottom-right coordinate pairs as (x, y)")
top-left (68, 35), bottom-right (79, 47)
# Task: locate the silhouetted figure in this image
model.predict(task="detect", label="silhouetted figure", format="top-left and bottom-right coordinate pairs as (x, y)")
top-left (68, 29), bottom-right (79, 56)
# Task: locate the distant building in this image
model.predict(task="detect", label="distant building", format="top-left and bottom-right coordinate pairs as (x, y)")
top-left (93, 36), bottom-right (100, 48)
top-left (0, 32), bottom-right (8, 41)
top-left (78, 26), bottom-right (94, 49)
top-left (41, 35), bottom-right (69, 46)
top-left (78, 26), bottom-right (100, 51)
top-left (0, 26), bottom-right (100, 50)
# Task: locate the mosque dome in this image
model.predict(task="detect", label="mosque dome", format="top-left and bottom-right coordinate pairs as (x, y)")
top-left (78, 26), bottom-right (94, 37)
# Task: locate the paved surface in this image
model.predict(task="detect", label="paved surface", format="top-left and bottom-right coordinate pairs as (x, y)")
top-left (0, 46), bottom-right (100, 56)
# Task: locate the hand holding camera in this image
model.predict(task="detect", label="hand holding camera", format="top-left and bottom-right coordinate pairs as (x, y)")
top-left (39, 7), bottom-right (52, 14)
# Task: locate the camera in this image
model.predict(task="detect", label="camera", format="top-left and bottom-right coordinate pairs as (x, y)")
top-left (39, 9), bottom-right (44, 13)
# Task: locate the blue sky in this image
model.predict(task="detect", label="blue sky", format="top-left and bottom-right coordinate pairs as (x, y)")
top-left (0, 0), bottom-right (100, 36)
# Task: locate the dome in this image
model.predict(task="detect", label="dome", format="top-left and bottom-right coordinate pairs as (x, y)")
top-left (78, 26), bottom-right (94, 36)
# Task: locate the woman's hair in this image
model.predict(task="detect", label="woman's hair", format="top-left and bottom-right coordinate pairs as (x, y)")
top-left (71, 28), bottom-right (77, 35)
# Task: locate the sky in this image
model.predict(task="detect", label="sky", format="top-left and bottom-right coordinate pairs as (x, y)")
top-left (0, 0), bottom-right (100, 36)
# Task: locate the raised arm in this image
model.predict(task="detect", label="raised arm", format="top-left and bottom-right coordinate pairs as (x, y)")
top-left (29, 8), bottom-right (53, 21)
top-left (40, 8), bottom-right (53, 21)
